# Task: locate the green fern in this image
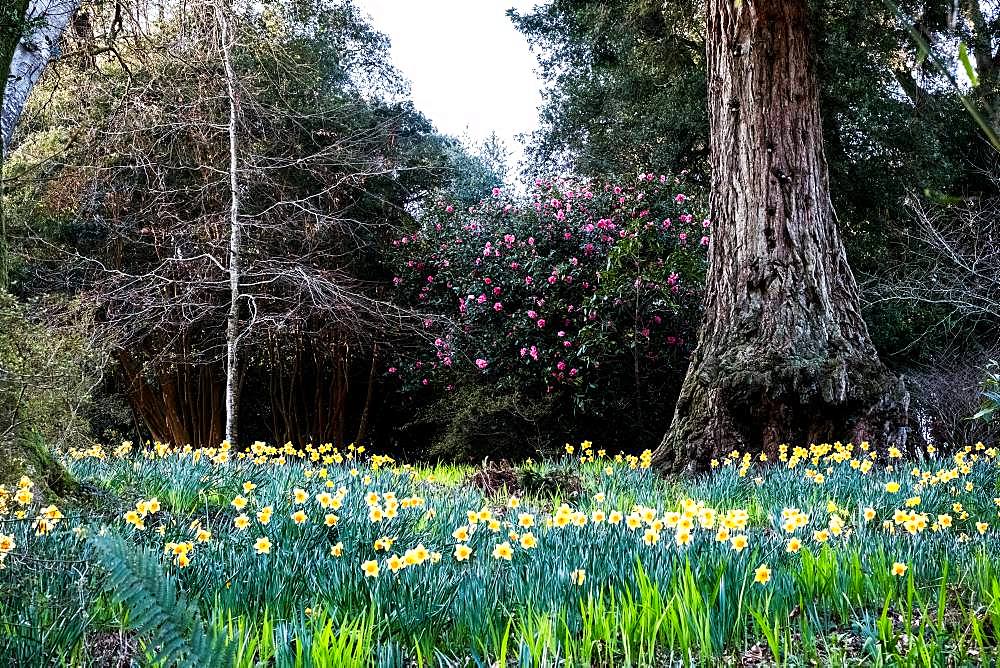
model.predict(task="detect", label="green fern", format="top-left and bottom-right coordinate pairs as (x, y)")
top-left (973, 360), bottom-right (1000, 422)
top-left (91, 535), bottom-right (233, 668)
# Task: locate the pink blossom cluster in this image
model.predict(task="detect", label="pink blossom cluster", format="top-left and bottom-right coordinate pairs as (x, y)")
top-left (387, 174), bottom-right (709, 398)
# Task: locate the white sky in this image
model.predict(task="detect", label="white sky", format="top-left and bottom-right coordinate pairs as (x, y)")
top-left (354, 0), bottom-right (543, 165)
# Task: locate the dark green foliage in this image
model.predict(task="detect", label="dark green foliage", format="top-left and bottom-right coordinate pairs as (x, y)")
top-left (509, 0), bottom-right (708, 179)
top-left (517, 466), bottom-right (583, 500)
top-left (407, 384), bottom-right (552, 461)
top-left (92, 535), bottom-right (233, 668)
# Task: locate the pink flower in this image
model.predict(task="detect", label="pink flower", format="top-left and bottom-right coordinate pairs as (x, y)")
top-left (475, 358), bottom-right (488, 370)
top-left (387, 367), bottom-right (397, 374)
top-left (700, 236), bottom-right (709, 246)
top-left (537, 319), bottom-right (546, 328)
top-left (675, 194), bottom-right (686, 203)
top-left (492, 187), bottom-right (502, 197)
top-left (446, 205), bottom-right (454, 213)
top-left (527, 310), bottom-right (538, 319)
top-left (493, 302), bottom-right (503, 311)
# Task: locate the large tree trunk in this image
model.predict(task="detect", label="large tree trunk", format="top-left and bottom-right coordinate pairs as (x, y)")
top-left (652, 0), bottom-right (909, 472)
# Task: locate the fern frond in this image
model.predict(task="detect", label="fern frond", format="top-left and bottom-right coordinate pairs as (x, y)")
top-left (92, 535), bottom-right (233, 668)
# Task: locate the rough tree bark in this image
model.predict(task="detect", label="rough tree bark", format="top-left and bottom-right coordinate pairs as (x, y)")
top-left (651, 0), bottom-right (909, 473)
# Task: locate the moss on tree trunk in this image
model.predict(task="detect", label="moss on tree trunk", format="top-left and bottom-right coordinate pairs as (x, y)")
top-left (652, 0), bottom-right (910, 473)
top-left (1, 433), bottom-right (79, 501)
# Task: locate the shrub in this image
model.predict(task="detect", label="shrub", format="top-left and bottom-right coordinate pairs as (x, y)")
top-left (388, 173), bottom-right (708, 456)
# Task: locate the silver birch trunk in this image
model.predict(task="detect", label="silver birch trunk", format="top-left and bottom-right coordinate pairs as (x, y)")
top-left (216, 2), bottom-right (242, 447)
top-left (2, 0), bottom-right (81, 153)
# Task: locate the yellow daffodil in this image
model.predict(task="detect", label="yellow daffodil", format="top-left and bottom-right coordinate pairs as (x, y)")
top-left (492, 542), bottom-right (513, 560)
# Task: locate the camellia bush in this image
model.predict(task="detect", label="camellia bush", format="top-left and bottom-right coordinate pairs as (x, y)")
top-left (388, 173), bottom-right (709, 455)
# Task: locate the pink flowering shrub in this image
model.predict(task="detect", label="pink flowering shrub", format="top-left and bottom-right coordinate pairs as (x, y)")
top-left (389, 173), bottom-right (709, 451)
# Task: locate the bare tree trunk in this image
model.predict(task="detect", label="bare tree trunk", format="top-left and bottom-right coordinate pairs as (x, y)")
top-left (652, 0), bottom-right (909, 472)
top-left (216, 1), bottom-right (241, 447)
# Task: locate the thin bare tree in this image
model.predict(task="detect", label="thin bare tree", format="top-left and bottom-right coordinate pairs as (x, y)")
top-left (214, 0), bottom-right (242, 445)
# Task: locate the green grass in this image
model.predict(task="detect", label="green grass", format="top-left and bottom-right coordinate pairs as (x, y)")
top-left (1, 440), bottom-right (999, 666)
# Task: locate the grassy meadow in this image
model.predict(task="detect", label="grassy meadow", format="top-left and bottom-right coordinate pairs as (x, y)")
top-left (2, 440), bottom-right (1000, 666)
